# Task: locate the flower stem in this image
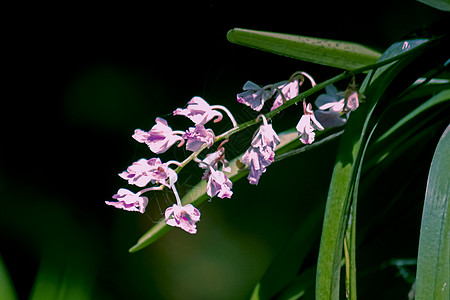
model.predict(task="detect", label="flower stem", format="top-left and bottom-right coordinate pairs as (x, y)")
top-left (171, 47), bottom-right (422, 180)
top-left (137, 185), bottom-right (164, 195)
top-left (166, 160), bottom-right (183, 167)
top-left (299, 71), bottom-right (316, 86)
top-left (210, 105), bottom-right (238, 128)
top-left (172, 130), bottom-right (186, 135)
top-left (171, 184), bottom-right (182, 206)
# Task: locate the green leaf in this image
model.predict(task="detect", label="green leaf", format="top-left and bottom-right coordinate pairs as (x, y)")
top-left (250, 201), bottom-right (324, 300)
top-left (415, 125), bottom-right (450, 300)
top-left (0, 254), bottom-right (18, 300)
top-left (416, 0), bottom-right (450, 11)
top-left (375, 89), bottom-right (450, 143)
top-left (276, 266), bottom-right (316, 300)
top-left (315, 37), bottom-right (447, 299)
top-left (227, 28), bottom-right (381, 69)
top-left (365, 89), bottom-right (450, 170)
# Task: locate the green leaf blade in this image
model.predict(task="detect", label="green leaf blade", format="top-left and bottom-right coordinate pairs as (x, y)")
top-left (0, 254), bottom-right (18, 300)
top-left (315, 36), bottom-right (447, 299)
top-left (415, 125), bottom-right (450, 300)
top-left (227, 28), bottom-right (381, 70)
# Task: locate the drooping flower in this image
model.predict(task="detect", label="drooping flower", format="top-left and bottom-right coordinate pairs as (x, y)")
top-left (250, 117), bottom-right (281, 150)
top-left (296, 100), bottom-right (324, 144)
top-left (173, 96), bottom-right (223, 125)
top-left (165, 203), bottom-right (201, 234)
top-left (132, 117), bottom-right (184, 154)
top-left (241, 147), bottom-right (274, 185)
top-left (237, 81), bottom-right (274, 111)
top-left (182, 124), bottom-right (215, 152)
top-left (314, 85), bottom-right (348, 128)
top-left (343, 91), bottom-right (360, 112)
top-left (119, 157), bottom-right (178, 188)
top-left (271, 71), bottom-right (316, 111)
top-left (341, 76), bottom-right (364, 113)
top-left (199, 147), bottom-right (230, 179)
top-left (271, 79), bottom-right (300, 111)
top-left (106, 188), bottom-right (148, 213)
top-left (118, 158), bottom-right (154, 187)
top-left (240, 115), bottom-right (280, 185)
top-left (207, 168), bottom-right (233, 199)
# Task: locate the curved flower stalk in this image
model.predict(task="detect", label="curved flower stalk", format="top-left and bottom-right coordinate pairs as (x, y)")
top-left (132, 117), bottom-right (185, 154)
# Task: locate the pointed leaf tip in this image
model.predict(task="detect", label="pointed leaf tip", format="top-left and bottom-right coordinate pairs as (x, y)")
top-left (227, 28), bottom-right (381, 69)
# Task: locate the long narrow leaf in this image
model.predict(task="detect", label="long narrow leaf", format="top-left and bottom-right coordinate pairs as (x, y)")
top-left (227, 28), bottom-right (381, 69)
top-left (0, 254), bottom-right (17, 300)
top-left (415, 125), bottom-right (450, 300)
top-left (315, 37), bottom-right (446, 299)
top-left (375, 89), bottom-right (450, 143)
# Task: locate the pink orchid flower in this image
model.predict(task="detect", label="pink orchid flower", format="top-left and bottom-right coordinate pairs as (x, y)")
top-left (119, 157), bottom-right (178, 188)
top-left (106, 188), bottom-right (148, 214)
top-left (165, 203), bottom-right (201, 234)
top-left (241, 115), bottom-right (280, 185)
top-left (132, 117), bottom-right (184, 154)
top-left (241, 147), bottom-right (274, 185)
top-left (173, 96), bottom-right (223, 125)
top-left (207, 168), bottom-right (233, 199)
top-left (341, 77), bottom-right (363, 113)
top-left (182, 124), bottom-right (215, 152)
top-left (250, 116), bottom-right (281, 150)
top-left (271, 71), bottom-right (316, 111)
top-left (199, 147), bottom-right (230, 180)
top-left (237, 81), bottom-right (274, 111)
top-left (314, 85), bottom-right (348, 128)
top-left (296, 100), bottom-right (324, 144)
top-left (343, 91), bottom-right (360, 112)
top-left (271, 79), bottom-right (299, 111)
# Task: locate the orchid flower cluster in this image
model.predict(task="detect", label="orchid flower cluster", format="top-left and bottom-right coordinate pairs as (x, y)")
top-left (106, 71), bottom-right (363, 234)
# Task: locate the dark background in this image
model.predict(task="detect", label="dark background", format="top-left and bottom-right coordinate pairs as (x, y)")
top-left (1, 2), bottom-right (447, 299)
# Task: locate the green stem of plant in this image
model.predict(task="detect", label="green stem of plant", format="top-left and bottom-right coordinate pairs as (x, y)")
top-left (174, 48), bottom-right (418, 178)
